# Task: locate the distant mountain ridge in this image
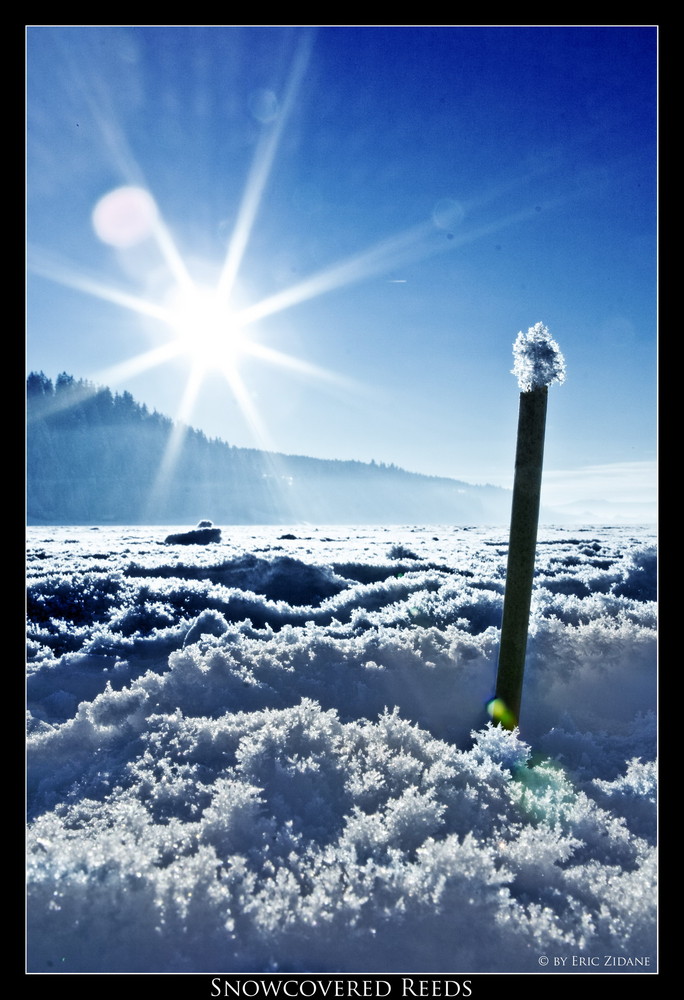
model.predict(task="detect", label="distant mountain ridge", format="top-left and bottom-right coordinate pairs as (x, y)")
top-left (26, 371), bottom-right (514, 526)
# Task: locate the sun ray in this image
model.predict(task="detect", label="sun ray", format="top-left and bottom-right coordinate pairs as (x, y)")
top-left (217, 33), bottom-right (313, 302)
top-left (142, 367), bottom-right (205, 521)
top-left (28, 248), bottom-right (172, 325)
top-left (91, 342), bottom-right (187, 387)
top-left (219, 364), bottom-right (274, 450)
top-left (233, 221), bottom-right (434, 328)
top-left (53, 29), bottom-right (148, 188)
top-left (234, 199), bottom-right (556, 331)
top-left (246, 341), bottom-right (364, 393)
top-left (152, 217), bottom-right (195, 293)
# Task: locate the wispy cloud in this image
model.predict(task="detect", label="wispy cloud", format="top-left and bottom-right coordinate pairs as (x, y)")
top-left (535, 461), bottom-right (658, 523)
top-left (540, 461), bottom-right (656, 507)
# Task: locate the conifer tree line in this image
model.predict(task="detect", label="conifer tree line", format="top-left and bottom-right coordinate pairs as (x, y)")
top-left (27, 372), bottom-right (510, 525)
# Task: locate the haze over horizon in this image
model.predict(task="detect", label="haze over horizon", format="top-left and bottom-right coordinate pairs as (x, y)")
top-left (26, 26), bottom-right (657, 523)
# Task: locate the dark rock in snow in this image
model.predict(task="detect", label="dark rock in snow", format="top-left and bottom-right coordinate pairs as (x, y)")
top-left (164, 527), bottom-right (222, 545)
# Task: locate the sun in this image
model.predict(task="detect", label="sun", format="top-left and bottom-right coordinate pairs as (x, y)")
top-left (163, 283), bottom-right (249, 377)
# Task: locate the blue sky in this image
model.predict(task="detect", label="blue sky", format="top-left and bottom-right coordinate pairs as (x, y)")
top-left (26, 26), bottom-right (657, 516)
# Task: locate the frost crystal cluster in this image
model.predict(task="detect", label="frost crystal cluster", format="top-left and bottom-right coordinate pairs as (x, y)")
top-left (26, 524), bottom-right (657, 973)
top-left (512, 321), bottom-right (566, 392)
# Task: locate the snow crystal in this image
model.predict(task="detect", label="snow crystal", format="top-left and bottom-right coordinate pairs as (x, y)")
top-left (512, 321), bottom-right (567, 392)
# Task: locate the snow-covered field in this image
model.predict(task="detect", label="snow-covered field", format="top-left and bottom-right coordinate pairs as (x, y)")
top-left (26, 523), bottom-right (657, 974)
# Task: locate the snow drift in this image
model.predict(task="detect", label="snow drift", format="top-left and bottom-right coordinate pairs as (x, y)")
top-left (26, 524), bottom-right (657, 973)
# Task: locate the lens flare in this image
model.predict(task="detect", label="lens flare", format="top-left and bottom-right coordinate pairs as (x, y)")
top-left (92, 186), bottom-right (158, 248)
top-left (486, 697), bottom-right (517, 730)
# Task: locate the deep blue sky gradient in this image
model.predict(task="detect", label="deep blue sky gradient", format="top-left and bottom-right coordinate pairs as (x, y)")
top-left (26, 26), bottom-right (657, 513)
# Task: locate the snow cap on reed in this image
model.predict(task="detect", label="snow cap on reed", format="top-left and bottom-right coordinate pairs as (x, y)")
top-left (512, 321), bottom-right (566, 392)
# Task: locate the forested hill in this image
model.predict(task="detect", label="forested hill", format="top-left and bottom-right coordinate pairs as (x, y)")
top-left (26, 372), bottom-right (513, 525)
